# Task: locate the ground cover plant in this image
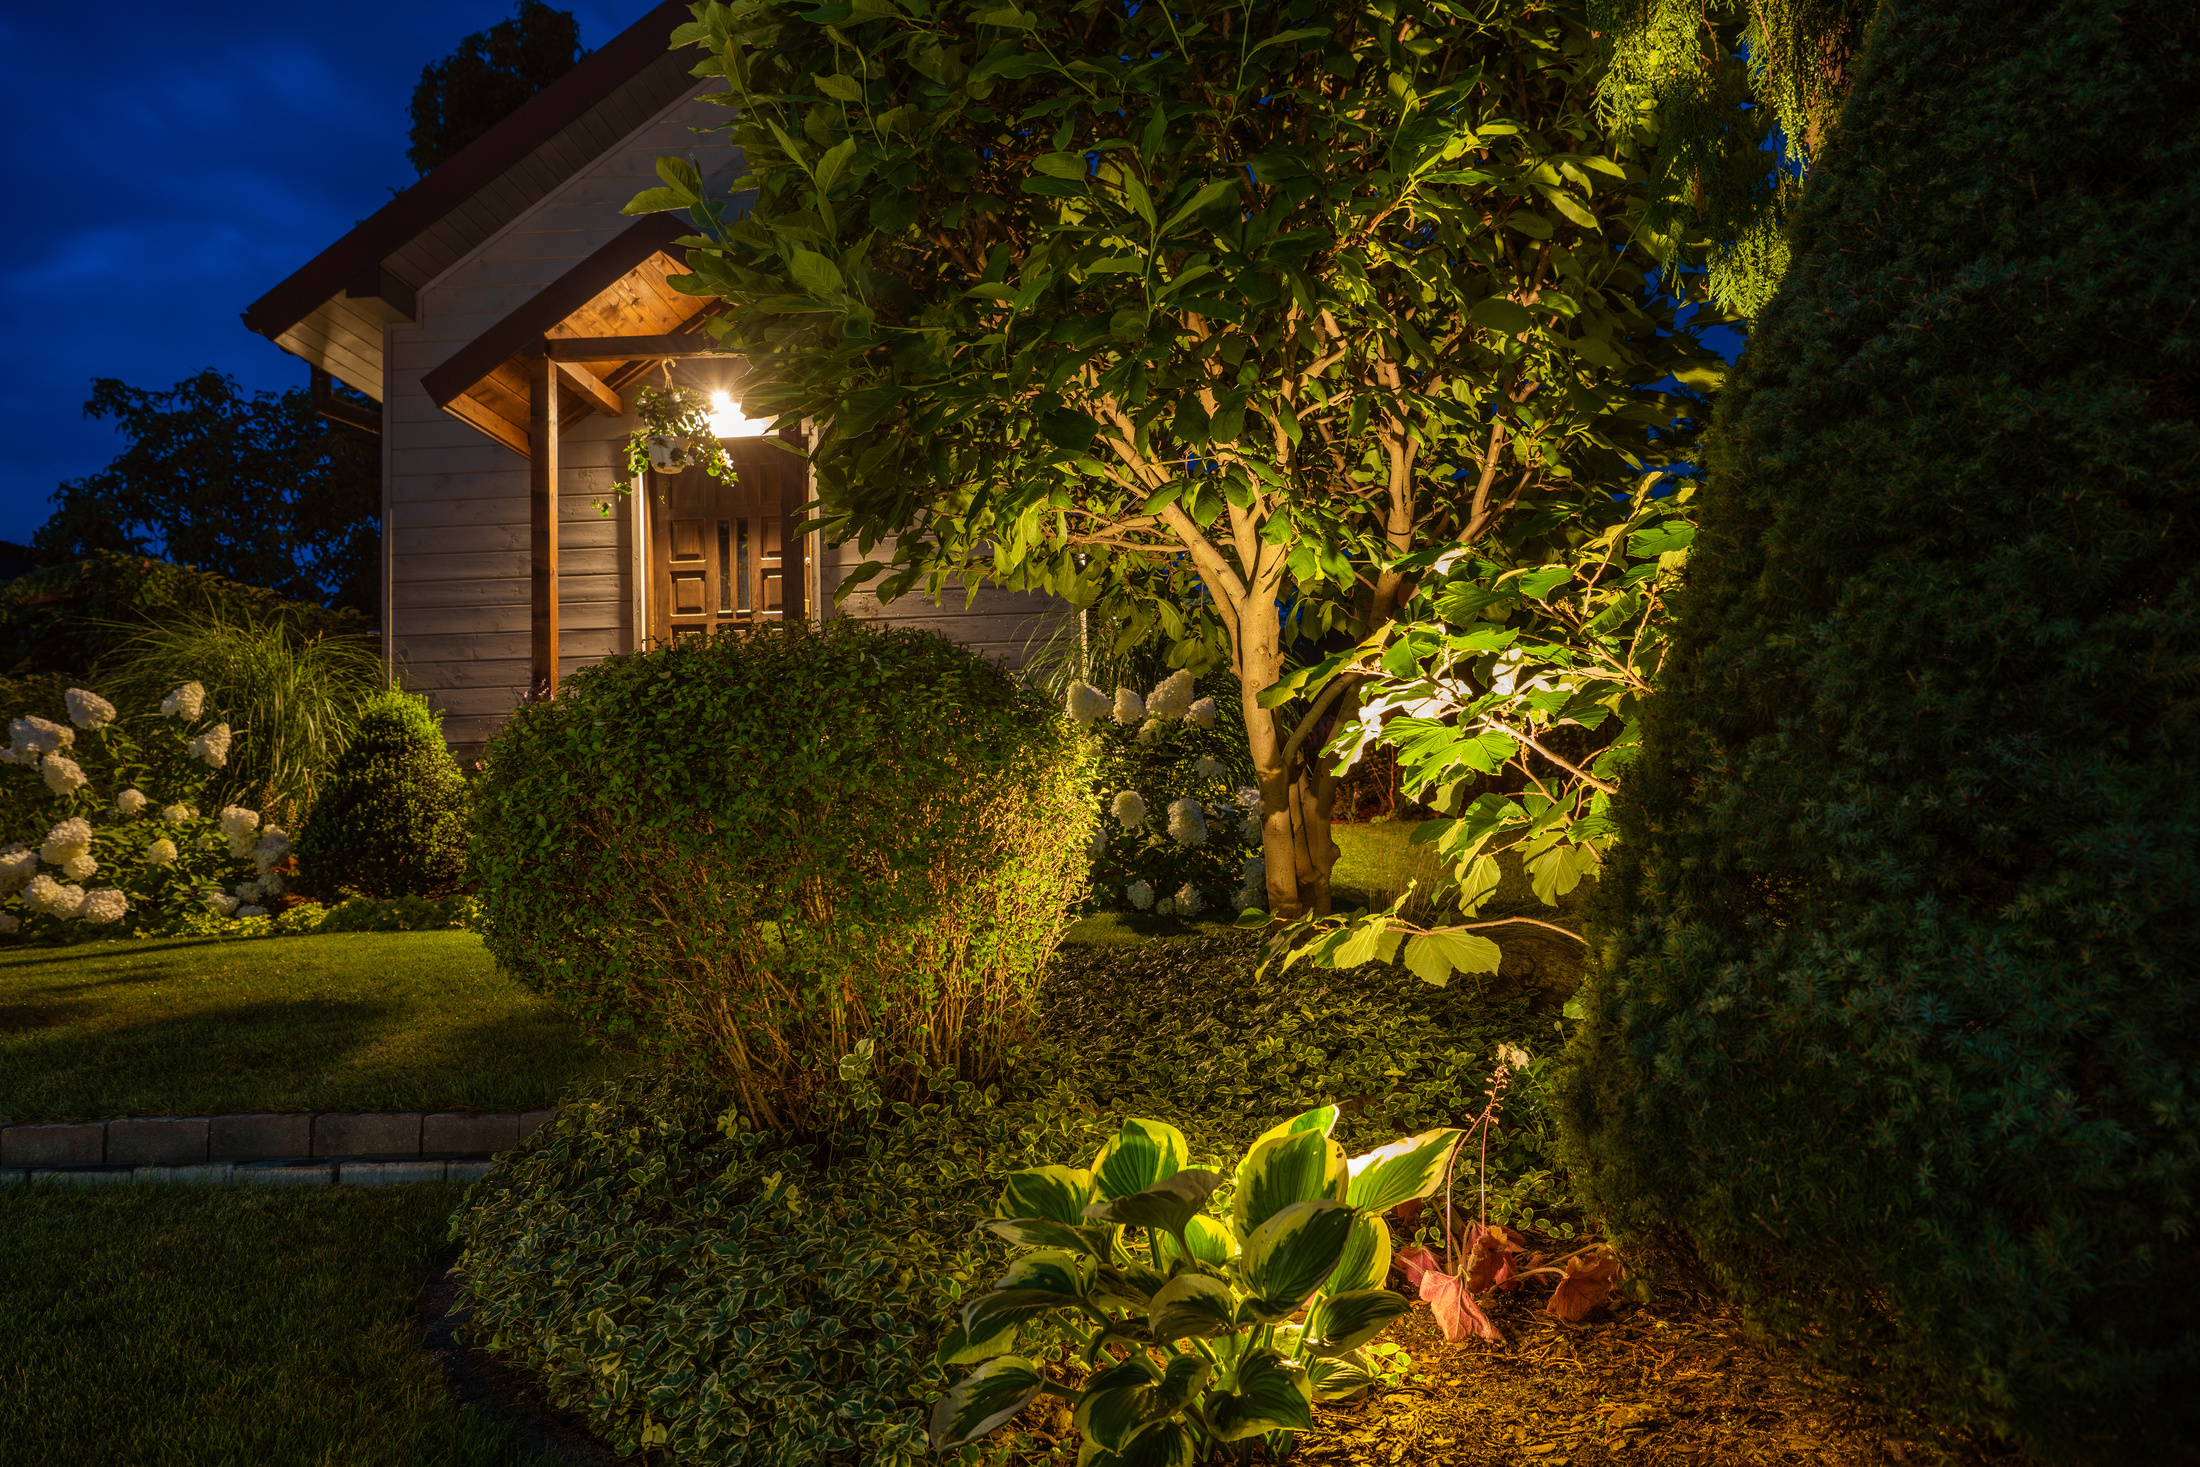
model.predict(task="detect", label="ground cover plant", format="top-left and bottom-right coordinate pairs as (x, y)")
top-left (0, 1182), bottom-right (534, 1467)
top-left (0, 930), bottom-right (625, 1122)
top-left (1560, 0), bottom-right (2200, 1458)
top-left (633, 0), bottom-right (1721, 921)
top-left (472, 619), bottom-right (1090, 1130)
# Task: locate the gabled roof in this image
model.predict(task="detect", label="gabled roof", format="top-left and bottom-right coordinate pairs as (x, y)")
top-left (241, 0), bottom-right (696, 399)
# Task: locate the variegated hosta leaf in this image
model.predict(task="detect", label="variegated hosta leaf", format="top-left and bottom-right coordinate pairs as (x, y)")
top-left (1232, 1129), bottom-right (1348, 1238)
top-left (985, 1216), bottom-right (1107, 1255)
top-left (1146, 1271), bottom-right (1237, 1342)
top-left (1303, 1288), bottom-right (1410, 1358)
top-left (1322, 1207), bottom-right (1393, 1296)
top-left (934, 1313), bottom-right (1018, 1368)
top-left (1154, 1213), bottom-right (1235, 1270)
top-left (1237, 1199), bottom-right (1355, 1320)
top-left (1081, 1168), bottom-right (1222, 1242)
top-left (928, 1356), bottom-right (1045, 1448)
top-left (1091, 1118), bottom-right (1189, 1199)
top-left (998, 1164), bottom-right (1098, 1225)
top-left (1206, 1347), bottom-right (1313, 1441)
top-left (1308, 1352), bottom-right (1380, 1402)
top-left (1345, 1127), bottom-right (1463, 1215)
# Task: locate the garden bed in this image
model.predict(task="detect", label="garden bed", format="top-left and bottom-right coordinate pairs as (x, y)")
top-left (0, 931), bottom-right (630, 1122)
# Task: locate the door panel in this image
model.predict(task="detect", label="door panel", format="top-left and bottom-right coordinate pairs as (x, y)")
top-left (648, 439), bottom-right (805, 645)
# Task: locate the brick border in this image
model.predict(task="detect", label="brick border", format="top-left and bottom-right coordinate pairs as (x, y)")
top-left (0, 1110), bottom-right (556, 1167)
top-left (0, 1110), bottom-right (555, 1188)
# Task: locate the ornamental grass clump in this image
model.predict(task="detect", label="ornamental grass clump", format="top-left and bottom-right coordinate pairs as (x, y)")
top-left (471, 619), bottom-right (1091, 1130)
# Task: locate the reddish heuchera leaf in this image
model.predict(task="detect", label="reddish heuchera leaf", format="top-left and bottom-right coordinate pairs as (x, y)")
top-left (1547, 1250), bottom-right (1622, 1322)
top-left (1462, 1223), bottom-right (1523, 1293)
top-left (1419, 1266), bottom-right (1505, 1344)
top-left (1395, 1244), bottom-right (1441, 1289)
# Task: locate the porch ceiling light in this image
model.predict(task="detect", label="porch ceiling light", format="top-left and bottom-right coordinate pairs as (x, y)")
top-left (709, 390), bottom-right (769, 438)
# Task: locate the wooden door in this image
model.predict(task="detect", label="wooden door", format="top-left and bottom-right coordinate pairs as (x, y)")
top-left (648, 440), bottom-right (805, 645)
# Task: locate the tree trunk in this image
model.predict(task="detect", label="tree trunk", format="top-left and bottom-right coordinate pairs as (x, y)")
top-left (1235, 596), bottom-right (1340, 921)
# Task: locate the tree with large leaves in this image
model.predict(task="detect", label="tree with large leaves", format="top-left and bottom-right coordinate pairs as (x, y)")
top-left (630, 0), bottom-right (1721, 921)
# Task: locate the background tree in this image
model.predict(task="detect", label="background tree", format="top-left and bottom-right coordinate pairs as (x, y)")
top-left (407, 0), bottom-right (587, 174)
top-left (33, 371), bottom-right (379, 618)
top-left (1558, 0), bottom-right (2199, 1454)
top-left (634, 0), bottom-right (1721, 924)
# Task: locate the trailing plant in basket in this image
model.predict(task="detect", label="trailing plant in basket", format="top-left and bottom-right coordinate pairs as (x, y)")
top-left (930, 1109), bottom-right (1463, 1464)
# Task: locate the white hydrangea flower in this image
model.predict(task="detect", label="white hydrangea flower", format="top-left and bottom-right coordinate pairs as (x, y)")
top-left (79, 888), bottom-right (127, 924)
top-left (1065, 682), bottom-right (1110, 727)
top-left (189, 723), bottom-right (232, 769)
top-left (61, 853), bottom-right (98, 882)
top-left (0, 912), bottom-right (17, 935)
top-left (1233, 855), bottom-right (1268, 911)
top-left (236, 904), bottom-right (268, 919)
top-left (161, 803), bottom-right (192, 823)
top-left (1112, 686), bottom-right (1146, 725)
top-left (1155, 897), bottom-right (1176, 917)
top-left (220, 806), bottom-right (261, 858)
top-left (1173, 883), bottom-right (1205, 918)
top-left (1193, 756), bottom-right (1226, 781)
top-left (0, 846), bottom-right (37, 894)
top-left (0, 746), bottom-right (19, 766)
top-left (1127, 880), bottom-right (1155, 910)
top-left (23, 874), bottom-right (85, 918)
top-left (1238, 816), bottom-right (1262, 842)
top-left (1147, 670), bottom-right (1196, 721)
top-left (162, 682), bottom-right (206, 720)
top-left (40, 754), bottom-right (88, 797)
top-left (261, 871), bottom-right (284, 897)
top-left (1086, 825), bottom-right (1108, 859)
top-left (144, 838), bottom-right (178, 866)
top-left (65, 688), bottom-right (117, 731)
top-left (205, 891), bottom-right (240, 916)
top-left (1166, 797), bottom-right (1209, 846)
top-left (253, 827), bottom-right (290, 872)
top-left (234, 878), bottom-right (263, 902)
top-left (1498, 1043), bottom-right (1533, 1072)
top-left (1135, 717), bottom-right (1166, 744)
top-left (115, 788), bottom-right (149, 816)
top-left (39, 818), bottom-right (93, 866)
top-left (1235, 786), bottom-right (1263, 810)
top-left (10, 715), bottom-right (73, 756)
top-left (1111, 790), bottom-right (1148, 829)
top-left (1186, 697), bottom-right (1218, 729)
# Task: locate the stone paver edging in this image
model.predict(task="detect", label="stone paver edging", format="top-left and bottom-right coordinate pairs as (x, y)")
top-left (0, 1109), bottom-right (556, 1188)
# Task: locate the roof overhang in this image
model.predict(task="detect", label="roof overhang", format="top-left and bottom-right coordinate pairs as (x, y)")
top-left (421, 213), bottom-right (743, 457)
top-left (241, 0), bottom-right (698, 399)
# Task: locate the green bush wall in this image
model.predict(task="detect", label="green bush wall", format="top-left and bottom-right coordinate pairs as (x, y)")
top-left (295, 692), bottom-right (470, 900)
top-left (1557, 0), bottom-right (2199, 1456)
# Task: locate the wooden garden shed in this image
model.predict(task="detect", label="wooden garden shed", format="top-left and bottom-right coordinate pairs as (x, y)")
top-left (244, 1), bottom-right (1062, 758)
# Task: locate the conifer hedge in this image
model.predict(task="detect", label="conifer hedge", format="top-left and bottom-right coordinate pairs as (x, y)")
top-left (295, 692), bottom-right (470, 900)
top-left (1559, 0), bottom-right (2198, 1455)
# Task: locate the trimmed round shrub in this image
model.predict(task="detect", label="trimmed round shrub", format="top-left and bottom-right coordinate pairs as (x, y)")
top-left (294, 691), bottom-right (470, 899)
top-left (470, 619), bottom-right (1091, 1130)
top-left (1558, 1), bottom-right (2198, 1457)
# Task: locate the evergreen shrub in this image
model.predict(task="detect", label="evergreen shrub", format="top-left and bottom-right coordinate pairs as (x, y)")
top-left (295, 691), bottom-right (470, 900)
top-left (470, 620), bottom-right (1091, 1130)
top-left (1558, 1), bottom-right (2199, 1456)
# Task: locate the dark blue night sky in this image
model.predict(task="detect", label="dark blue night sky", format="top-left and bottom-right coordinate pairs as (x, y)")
top-left (0, 1), bottom-right (643, 545)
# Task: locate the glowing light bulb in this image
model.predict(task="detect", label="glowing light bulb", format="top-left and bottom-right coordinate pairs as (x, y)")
top-left (708, 391), bottom-right (767, 438)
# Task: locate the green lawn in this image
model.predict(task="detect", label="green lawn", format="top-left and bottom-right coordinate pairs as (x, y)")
top-left (0, 1183), bottom-right (541, 1466)
top-left (0, 932), bottom-right (631, 1123)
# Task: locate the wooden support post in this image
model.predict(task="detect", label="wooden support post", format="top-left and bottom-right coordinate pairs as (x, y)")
top-left (529, 351), bottom-right (560, 695)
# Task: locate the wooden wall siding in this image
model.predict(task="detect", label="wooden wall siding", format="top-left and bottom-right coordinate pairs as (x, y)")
top-left (388, 80), bottom-right (736, 757)
top-left (275, 294), bottom-right (389, 400)
top-left (816, 537), bottom-right (1072, 673)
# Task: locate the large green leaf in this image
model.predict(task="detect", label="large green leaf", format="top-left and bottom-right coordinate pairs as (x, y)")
top-left (1115, 1421), bottom-right (1198, 1467)
top-left (1233, 1129), bottom-right (1347, 1237)
top-left (1323, 1208), bottom-right (1393, 1295)
top-left (1238, 1200), bottom-right (1355, 1319)
top-left (1308, 1352), bottom-right (1379, 1402)
top-left (1345, 1128), bottom-right (1463, 1215)
top-left (1303, 1289), bottom-right (1409, 1357)
top-left (1146, 1271), bottom-right (1238, 1342)
top-left (997, 1248), bottom-right (1091, 1297)
top-left (1083, 1168), bottom-right (1222, 1238)
top-left (1248, 1104), bottom-right (1338, 1149)
top-left (1154, 1213), bottom-right (1235, 1270)
top-left (962, 1283), bottom-right (1083, 1338)
top-left (1207, 1348), bottom-right (1312, 1441)
top-left (1094, 1260), bottom-right (1171, 1312)
top-left (928, 1356), bottom-right (1045, 1448)
top-left (1074, 1359), bottom-right (1168, 1450)
top-left (1092, 1118), bottom-right (1188, 1199)
top-left (935, 1313), bottom-right (1018, 1367)
top-left (998, 1165), bottom-right (1097, 1225)
top-left (985, 1216), bottom-right (1105, 1255)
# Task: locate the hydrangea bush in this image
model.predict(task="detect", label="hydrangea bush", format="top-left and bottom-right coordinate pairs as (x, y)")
top-left (0, 681), bottom-right (290, 938)
top-left (1067, 670), bottom-right (1262, 918)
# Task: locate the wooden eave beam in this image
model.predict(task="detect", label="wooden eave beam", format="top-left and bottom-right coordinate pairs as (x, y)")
top-left (544, 334), bottom-right (733, 362)
top-left (553, 359), bottom-right (623, 417)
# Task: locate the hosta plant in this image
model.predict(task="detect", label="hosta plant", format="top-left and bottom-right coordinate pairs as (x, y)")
top-left (929, 1109), bottom-right (1463, 1464)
